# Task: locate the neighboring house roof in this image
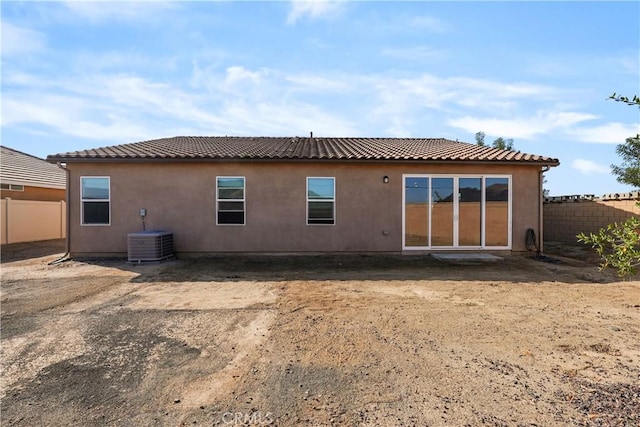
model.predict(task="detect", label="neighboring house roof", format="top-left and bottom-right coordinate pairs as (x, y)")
top-left (1, 146), bottom-right (66, 189)
top-left (46, 136), bottom-right (560, 165)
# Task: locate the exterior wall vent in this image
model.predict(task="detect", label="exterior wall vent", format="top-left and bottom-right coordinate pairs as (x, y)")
top-left (127, 230), bottom-right (174, 262)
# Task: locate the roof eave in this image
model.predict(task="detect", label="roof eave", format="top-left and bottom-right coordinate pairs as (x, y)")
top-left (47, 156), bottom-right (560, 166)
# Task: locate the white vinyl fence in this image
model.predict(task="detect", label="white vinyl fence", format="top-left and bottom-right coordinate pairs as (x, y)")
top-left (1, 198), bottom-right (66, 244)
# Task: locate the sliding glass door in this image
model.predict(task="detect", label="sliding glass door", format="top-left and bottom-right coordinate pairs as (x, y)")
top-left (458, 178), bottom-right (482, 247)
top-left (431, 178), bottom-right (454, 246)
top-left (404, 177), bottom-right (429, 247)
top-left (403, 175), bottom-right (511, 249)
top-left (484, 177), bottom-right (510, 246)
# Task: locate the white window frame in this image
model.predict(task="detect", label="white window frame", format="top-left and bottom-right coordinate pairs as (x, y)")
top-left (482, 175), bottom-right (512, 249)
top-left (80, 176), bottom-right (111, 226)
top-left (402, 174), bottom-right (512, 250)
top-left (216, 176), bottom-right (246, 226)
top-left (306, 177), bottom-right (336, 226)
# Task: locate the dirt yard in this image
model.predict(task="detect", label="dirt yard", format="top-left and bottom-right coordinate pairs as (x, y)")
top-left (1, 240), bottom-right (639, 426)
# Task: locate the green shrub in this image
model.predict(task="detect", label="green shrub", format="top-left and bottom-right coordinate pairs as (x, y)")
top-left (577, 206), bottom-right (640, 279)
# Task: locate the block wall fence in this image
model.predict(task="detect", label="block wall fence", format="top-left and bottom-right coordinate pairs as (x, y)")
top-left (543, 193), bottom-right (639, 244)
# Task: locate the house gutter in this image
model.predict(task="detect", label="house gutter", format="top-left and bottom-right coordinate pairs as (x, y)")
top-left (538, 165), bottom-right (551, 253)
top-left (49, 162), bottom-right (71, 265)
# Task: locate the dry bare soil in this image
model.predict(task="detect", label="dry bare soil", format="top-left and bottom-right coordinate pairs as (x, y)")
top-left (1, 240), bottom-right (639, 426)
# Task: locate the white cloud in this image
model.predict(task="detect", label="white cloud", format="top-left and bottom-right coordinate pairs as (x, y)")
top-left (95, 75), bottom-right (232, 129)
top-left (567, 122), bottom-right (640, 144)
top-left (2, 73), bottom-right (230, 140)
top-left (371, 74), bottom-right (558, 116)
top-left (287, 0), bottom-right (345, 25)
top-left (571, 159), bottom-right (610, 175)
top-left (384, 117), bottom-right (414, 138)
top-left (191, 64), bottom-right (272, 97)
top-left (285, 74), bottom-right (350, 92)
top-left (371, 14), bottom-right (449, 34)
top-left (70, 51), bottom-right (155, 71)
top-left (447, 111), bottom-right (597, 140)
top-left (2, 70), bottom-right (42, 86)
top-left (407, 15), bottom-right (449, 33)
top-left (225, 66), bottom-right (265, 85)
top-left (365, 73), bottom-right (565, 139)
top-left (448, 116), bottom-right (541, 139)
top-left (1, 96), bottom-right (153, 141)
top-left (2, 66), bottom-right (361, 143)
top-left (4, 59), bottom-right (621, 148)
top-left (223, 100), bottom-right (359, 136)
top-left (380, 46), bottom-right (446, 61)
top-left (611, 50), bottom-right (640, 75)
top-left (61, 1), bottom-right (177, 23)
top-left (526, 50), bottom-right (639, 80)
top-left (1, 22), bottom-right (46, 57)
top-left (447, 77), bottom-right (555, 99)
top-left (2, 97), bottom-right (76, 128)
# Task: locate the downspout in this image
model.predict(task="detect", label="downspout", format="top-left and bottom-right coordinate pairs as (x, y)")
top-left (539, 165), bottom-right (551, 254)
top-left (49, 162), bottom-right (71, 264)
top-left (4, 197), bottom-right (10, 245)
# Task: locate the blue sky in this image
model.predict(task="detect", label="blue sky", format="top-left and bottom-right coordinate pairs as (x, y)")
top-left (2, 1), bottom-right (639, 196)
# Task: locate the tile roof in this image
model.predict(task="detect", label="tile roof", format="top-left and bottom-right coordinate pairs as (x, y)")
top-left (46, 136), bottom-right (559, 165)
top-left (1, 146), bottom-right (66, 189)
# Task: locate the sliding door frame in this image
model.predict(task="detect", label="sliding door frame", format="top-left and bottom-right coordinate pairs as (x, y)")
top-left (402, 174), bottom-right (512, 250)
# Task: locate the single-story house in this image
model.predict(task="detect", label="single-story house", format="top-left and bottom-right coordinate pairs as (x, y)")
top-left (1, 145), bottom-right (66, 201)
top-left (46, 136), bottom-right (559, 257)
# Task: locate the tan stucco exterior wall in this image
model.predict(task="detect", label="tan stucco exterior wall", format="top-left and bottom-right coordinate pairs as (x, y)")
top-left (1, 186), bottom-right (65, 202)
top-left (66, 161), bottom-right (544, 256)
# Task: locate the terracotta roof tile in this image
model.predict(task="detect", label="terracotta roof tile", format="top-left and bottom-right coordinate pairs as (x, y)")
top-left (46, 136), bottom-right (560, 165)
top-left (1, 145), bottom-right (66, 189)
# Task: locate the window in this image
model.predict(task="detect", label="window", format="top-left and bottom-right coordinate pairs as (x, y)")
top-left (81, 177), bottom-right (110, 225)
top-left (1, 183), bottom-right (24, 191)
top-left (217, 177), bottom-right (245, 225)
top-left (307, 177), bottom-right (335, 225)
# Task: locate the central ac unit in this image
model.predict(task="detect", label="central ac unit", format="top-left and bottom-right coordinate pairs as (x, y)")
top-left (128, 230), bottom-right (174, 262)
